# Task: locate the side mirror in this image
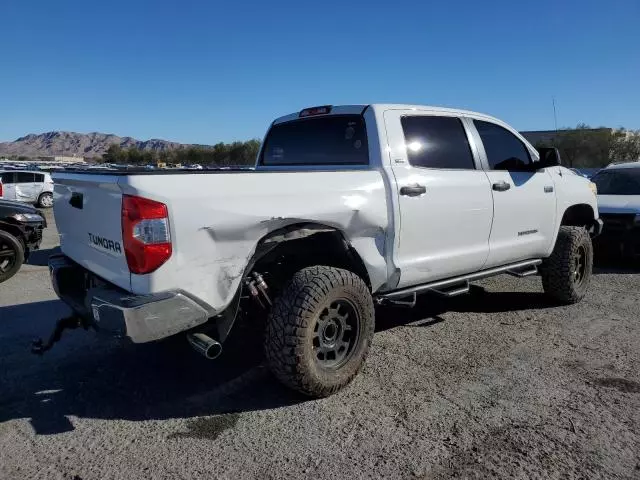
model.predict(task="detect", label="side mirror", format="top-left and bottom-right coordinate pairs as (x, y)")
top-left (537, 147), bottom-right (561, 169)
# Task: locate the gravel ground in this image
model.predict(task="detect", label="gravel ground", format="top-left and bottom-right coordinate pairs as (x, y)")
top-left (1, 210), bottom-right (639, 479)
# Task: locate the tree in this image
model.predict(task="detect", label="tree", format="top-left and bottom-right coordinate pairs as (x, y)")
top-left (103, 144), bottom-right (125, 164)
top-left (611, 129), bottom-right (640, 162)
top-left (536, 124), bottom-right (637, 168)
top-left (551, 124), bottom-right (610, 168)
top-left (101, 139), bottom-right (262, 167)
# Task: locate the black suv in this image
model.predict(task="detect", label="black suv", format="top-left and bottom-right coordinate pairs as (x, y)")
top-left (0, 199), bottom-right (47, 283)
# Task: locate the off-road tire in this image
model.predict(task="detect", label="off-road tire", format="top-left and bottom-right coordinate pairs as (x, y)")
top-left (37, 192), bottom-right (53, 208)
top-left (0, 230), bottom-right (25, 284)
top-left (540, 226), bottom-right (593, 304)
top-left (265, 266), bottom-right (375, 397)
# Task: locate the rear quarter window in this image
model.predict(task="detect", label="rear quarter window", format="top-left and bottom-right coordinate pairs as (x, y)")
top-left (261, 115), bottom-right (369, 166)
top-left (1, 172), bottom-right (15, 184)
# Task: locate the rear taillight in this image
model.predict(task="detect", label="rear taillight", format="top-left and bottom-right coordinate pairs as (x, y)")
top-left (0, 183), bottom-right (3, 197)
top-left (121, 195), bottom-right (172, 274)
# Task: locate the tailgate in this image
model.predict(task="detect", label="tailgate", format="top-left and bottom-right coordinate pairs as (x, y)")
top-left (53, 173), bottom-right (131, 290)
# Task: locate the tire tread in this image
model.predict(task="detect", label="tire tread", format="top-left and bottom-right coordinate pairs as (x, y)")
top-left (265, 265), bottom-right (374, 397)
top-left (540, 226), bottom-right (592, 304)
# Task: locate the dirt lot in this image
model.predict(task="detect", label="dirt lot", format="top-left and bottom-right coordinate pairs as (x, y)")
top-left (1, 210), bottom-right (639, 479)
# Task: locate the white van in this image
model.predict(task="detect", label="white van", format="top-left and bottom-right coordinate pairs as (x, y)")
top-left (0, 170), bottom-right (54, 207)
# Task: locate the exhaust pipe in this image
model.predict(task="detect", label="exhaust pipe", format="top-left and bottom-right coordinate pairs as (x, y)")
top-left (187, 333), bottom-right (223, 360)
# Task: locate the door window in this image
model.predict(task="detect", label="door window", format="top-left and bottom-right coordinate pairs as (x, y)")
top-left (474, 120), bottom-right (532, 171)
top-left (15, 172), bottom-right (36, 183)
top-left (1, 172), bottom-right (15, 184)
top-left (401, 116), bottom-right (475, 169)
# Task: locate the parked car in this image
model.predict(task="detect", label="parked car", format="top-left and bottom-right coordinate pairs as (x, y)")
top-left (0, 199), bottom-right (47, 283)
top-left (0, 170), bottom-right (54, 208)
top-left (591, 161), bottom-right (640, 259)
top-left (41, 104), bottom-right (601, 397)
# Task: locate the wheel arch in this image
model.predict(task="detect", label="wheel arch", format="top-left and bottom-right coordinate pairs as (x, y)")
top-left (560, 203), bottom-right (596, 228)
top-left (0, 222), bottom-right (24, 241)
top-left (211, 222), bottom-right (375, 346)
top-left (247, 222), bottom-right (373, 290)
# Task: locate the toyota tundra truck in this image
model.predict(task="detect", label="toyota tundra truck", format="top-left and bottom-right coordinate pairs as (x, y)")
top-left (41, 104), bottom-right (602, 397)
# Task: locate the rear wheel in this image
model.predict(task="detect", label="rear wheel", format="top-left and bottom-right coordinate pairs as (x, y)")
top-left (0, 230), bottom-right (25, 284)
top-left (37, 192), bottom-right (53, 208)
top-left (540, 226), bottom-right (593, 304)
top-left (265, 266), bottom-right (375, 397)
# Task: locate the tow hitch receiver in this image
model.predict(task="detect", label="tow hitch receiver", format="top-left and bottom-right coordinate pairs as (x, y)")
top-left (31, 315), bottom-right (91, 355)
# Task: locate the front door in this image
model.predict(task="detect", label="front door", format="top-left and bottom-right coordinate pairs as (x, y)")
top-left (471, 119), bottom-right (557, 267)
top-left (384, 110), bottom-right (494, 288)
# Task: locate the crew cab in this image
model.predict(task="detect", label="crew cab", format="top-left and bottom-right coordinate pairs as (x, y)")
top-left (43, 104), bottom-right (602, 397)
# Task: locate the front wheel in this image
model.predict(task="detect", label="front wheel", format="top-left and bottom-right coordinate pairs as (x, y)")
top-left (37, 192), bottom-right (53, 208)
top-left (265, 266), bottom-right (375, 397)
top-left (540, 226), bottom-right (593, 304)
top-left (0, 230), bottom-right (25, 284)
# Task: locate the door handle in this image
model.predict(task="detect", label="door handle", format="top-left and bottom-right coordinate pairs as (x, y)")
top-left (400, 184), bottom-right (426, 197)
top-left (492, 181), bottom-right (511, 192)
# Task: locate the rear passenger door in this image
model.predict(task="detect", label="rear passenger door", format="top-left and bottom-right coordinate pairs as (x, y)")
top-left (384, 111), bottom-right (494, 288)
top-left (14, 172), bottom-right (39, 202)
top-left (469, 119), bottom-right (557, 267)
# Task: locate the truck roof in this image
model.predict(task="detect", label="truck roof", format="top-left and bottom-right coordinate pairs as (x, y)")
top-left (272, 104), bottom-right (505, 125)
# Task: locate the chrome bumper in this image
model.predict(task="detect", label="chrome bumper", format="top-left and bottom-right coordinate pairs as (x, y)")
top-left (48, 255), bottom-right (210, 343)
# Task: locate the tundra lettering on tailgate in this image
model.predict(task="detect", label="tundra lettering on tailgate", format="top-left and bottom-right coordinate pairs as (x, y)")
top-left (88, 232), bottom-right (122, 256)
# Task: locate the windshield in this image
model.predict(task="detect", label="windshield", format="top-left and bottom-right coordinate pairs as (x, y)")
top-left (260, 115), bottom-right (369, 166)
top-left (592, 168), bottom-right (640, 195)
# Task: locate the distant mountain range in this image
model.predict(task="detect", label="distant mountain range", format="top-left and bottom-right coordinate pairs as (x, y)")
top-left (0, 131), bottom-right (201, 158)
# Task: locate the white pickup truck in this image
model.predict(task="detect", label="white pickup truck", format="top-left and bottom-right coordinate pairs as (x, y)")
top-left (43, 104), bottom-right (602, 397)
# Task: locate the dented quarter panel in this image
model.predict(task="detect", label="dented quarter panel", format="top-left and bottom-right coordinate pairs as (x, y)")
top-left (119, 170), bottom-right (390, 313)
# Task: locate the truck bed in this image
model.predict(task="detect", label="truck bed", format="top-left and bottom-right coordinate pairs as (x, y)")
top-left (52, 166), bottom-right (255, 175)
top-left (52, 169), bottom-right (390, 314)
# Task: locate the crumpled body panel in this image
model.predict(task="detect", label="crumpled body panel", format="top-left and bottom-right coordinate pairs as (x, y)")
top-left (121, 170), bottom-right (391, 313)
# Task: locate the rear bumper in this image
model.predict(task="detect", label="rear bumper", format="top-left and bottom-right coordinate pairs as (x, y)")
top-left (49, 254), bottom-right (211, 343)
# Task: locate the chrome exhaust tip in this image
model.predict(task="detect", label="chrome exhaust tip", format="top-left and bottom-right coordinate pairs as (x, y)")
top-left (187, 332), bottom-right (223, 360)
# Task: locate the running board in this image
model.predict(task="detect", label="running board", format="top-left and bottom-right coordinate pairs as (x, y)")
top-left (506, 266), bottom-right (539, 278)
top-left (377, 259), bottom-right (542, 302)
top-left (429, 281), bottom-right (470, 298)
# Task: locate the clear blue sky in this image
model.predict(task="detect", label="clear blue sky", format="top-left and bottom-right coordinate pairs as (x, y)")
top-left (2, 0), bottom-right (639, 144)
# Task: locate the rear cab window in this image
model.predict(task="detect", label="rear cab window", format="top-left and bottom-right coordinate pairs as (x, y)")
top-left (260, 115), bottom-right (369, 166)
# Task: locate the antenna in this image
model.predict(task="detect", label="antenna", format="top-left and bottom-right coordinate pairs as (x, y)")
top-left (552, 97), bottom-right (558, 132)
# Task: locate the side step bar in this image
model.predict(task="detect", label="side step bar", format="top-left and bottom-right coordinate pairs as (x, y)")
top-left (377, 259), bottom-right (542, 302)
